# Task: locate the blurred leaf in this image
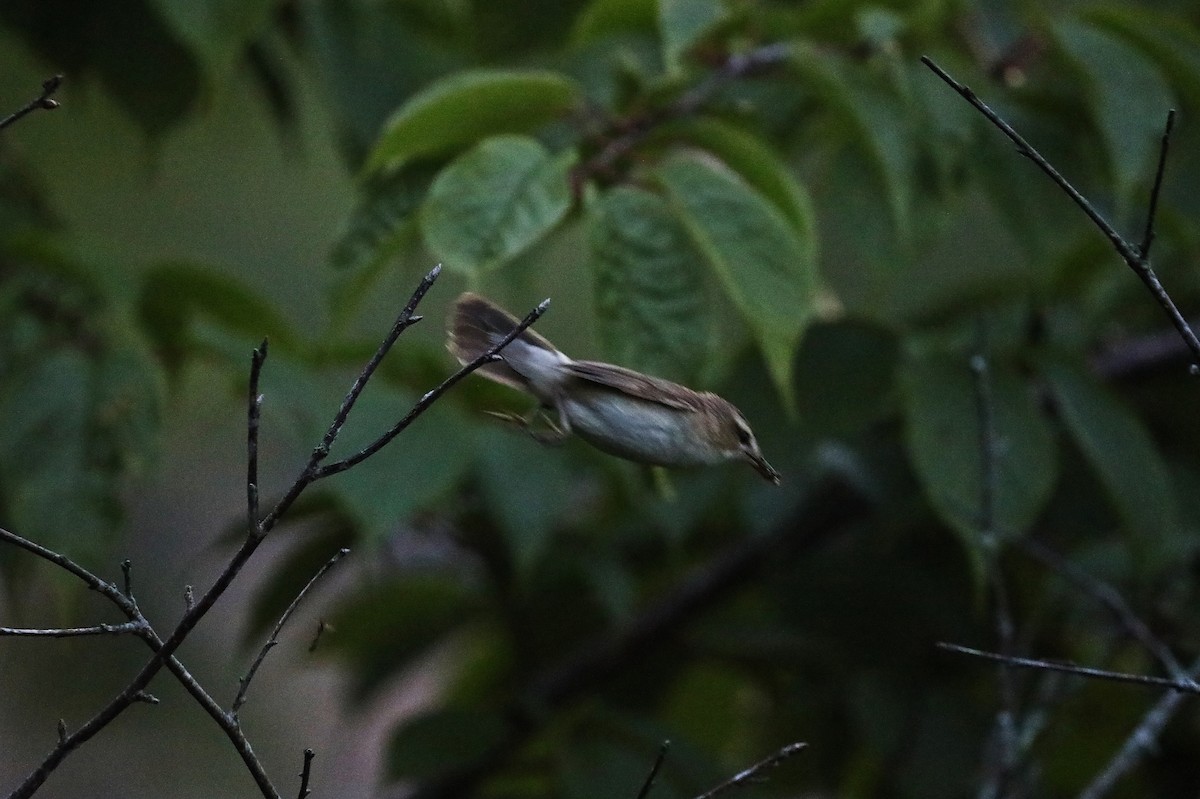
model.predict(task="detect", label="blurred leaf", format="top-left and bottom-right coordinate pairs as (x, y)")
top-left (366, 70), bottom-right (583, 172)
top-left (329, 573), bottom-right (483, 700)
top-left (570, 0), bottom-right (658, 47)
top-left (589, 185), bottom-right (714, 383)
top-left (899, 345), bottom-right (1057, 565)
top-left (148, 0), bottom-right (273, 78)
top-left (659, 0), bottom-right (729, 72)
top-left (1087, 6), bottom-right (1200, 109)
top-left (0, 0), bottom-right (201, 136)
top-left (657, 116), bottom-right (817, 237)
top-left (327, 386), bottom-right (476, 546)
top-left (788, 43), bottom-right (916, 242)
top-left (137, 262), bottom-right (300, 370)
top-left (420, 136), bottom-right (574, 276)
top-left (655, 151), bottom-right (817, 406)
top-left (477, 431), bottom-right (578, 577)
top-left (303, 0), bottom-right (466, 159)
top-left (329, 163), bottom-right (438, 273)
top-left (388, 707), bottom-right (509, 781)
top-left (1053, 18), bottom-right (1175, 211)
top-left (1040, 357), bottom-right (1181, 543)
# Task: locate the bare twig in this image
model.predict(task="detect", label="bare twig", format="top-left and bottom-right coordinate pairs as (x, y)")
top-left (297, 749), bottom-right (315, 799)
top-left (1078, 654), bottom-right (1200, 799)
top-left (232, 548), bottom-right (350, 716)
top-left (921, 57), bottom-right (1200, 373)
top-left (3, 266), bottom-right (486, 799)
top-left (0, 75), bottom-right (62, 131)
top-left (1138, 110), bottom-right (1174, 261)
top-left (248, 339), bottom-right (268, 536)
top-left (969, 344), bottom-right (1022, 798)
top-left (693, 741), bottom-right (807, 799)
top-left (572, 42), bottom-right (793, 189)
top-left (937, 643), bottom-right (1200, 693)
top-left (313, 297), bottom-right (551, 478)
top-left (634, 741), bottom-right (670, 799)
top-left (1018, 540), bottom-right (1187, 681)
top-left (1, 621), bottom-right (146, 638)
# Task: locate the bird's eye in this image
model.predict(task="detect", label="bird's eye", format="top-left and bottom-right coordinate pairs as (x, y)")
top-left (735, 424), bottom-right (752, 446)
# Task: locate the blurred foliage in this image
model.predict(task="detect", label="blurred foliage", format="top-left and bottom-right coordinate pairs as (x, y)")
top-left (4, 0), bottom-right (1200, 797)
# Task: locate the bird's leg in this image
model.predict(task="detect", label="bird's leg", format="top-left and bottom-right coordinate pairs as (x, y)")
top-left (483, 404), bottom-right (569, 446)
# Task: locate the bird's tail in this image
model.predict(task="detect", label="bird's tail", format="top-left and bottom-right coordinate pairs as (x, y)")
top-left (448, 292), bottom-right (562, 392)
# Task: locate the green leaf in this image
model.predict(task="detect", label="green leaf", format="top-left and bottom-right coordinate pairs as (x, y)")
top-left (793, 321), bottom-right (899, 437)
top-left (420, 136), bottom-right (575, 277)
top-left (570, 0), bottom-right (658, 48)
top-left (1040, 357), bottom-right (1180, 541)
top-left (327, 387), bottom-right (476, 546)
top-left (1053, 19), bottom-right (1175, 211)
top-left (387, 708), bottom-right (509, 781)
top-left (138, 263), bottom-right (301, 369)
top-left (899, 346), bottom-right (1058, 563)
top-left (148, 0), bottom-right (273, 78)
top-left (787, 44), bottom-right (916, 241)
top-left (658, 0), bottom-right (729, 71)
top-left (366, 70), bottom-right (583, 172)
top-left (330, 164), bottom-right (438, 273)
top-left (1087, 6), bottom-right (1200, 110)
top-left (657, 116), bottom-right (818, 237)
top-left (656, 151), bottom-right (817, 405)
top-left (589, 185), bottom-right (714, 384)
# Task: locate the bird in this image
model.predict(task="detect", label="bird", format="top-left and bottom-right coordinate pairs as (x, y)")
top-left (448, 292), bottom-right (780, 484)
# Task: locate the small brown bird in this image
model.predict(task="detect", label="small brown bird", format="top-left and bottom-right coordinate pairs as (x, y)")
top-left (448, 293), bottom-right (780, 484)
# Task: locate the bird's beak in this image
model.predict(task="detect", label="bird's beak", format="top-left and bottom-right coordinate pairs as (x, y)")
top-left (746, 450), bottom-right (781, 485)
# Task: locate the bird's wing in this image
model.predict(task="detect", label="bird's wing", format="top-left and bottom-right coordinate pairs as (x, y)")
top-left (564, 361), bottom-right (701, 411)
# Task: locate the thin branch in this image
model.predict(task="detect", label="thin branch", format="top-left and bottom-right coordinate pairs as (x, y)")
top-left (920, 56), bottom-right (1200, 373)
top-left (969, 343), bottom-right (1022, 798)
top-left (0, 524), bottom-right (281, 798)
top-left (937, 643), bottom-right (1200, 693)
top-left (2, 268), bottom-right (449, 798)
top-left (1138, 110), bottom-right (1174, 261)
top-left (314, 297), bottom-right (551, 478)
top-left (1078, 654), bottom-right (1200, 799)
top-left (121, 560), bottom-right (134, 601)
top-left (693, 742), bottom-right (807, 799)
top-left (0, 75), bottom-right (62, 131)
top-left (1, 621), bottom-right (146, 638)
top-left (308, 620), bottom-right (329, 654)
top-left (232, 548), bottom-right (350, 716)
top-left (1018, 539), bottom-right (1187, 680)
top-left (572, 42), bottom-right (793, 189)
top-left (634, 741), bottom-right (670, 799)
top-left (248, 339), bottom-right (268, 536)
top-left (297, 749), bottom-right (315, 799)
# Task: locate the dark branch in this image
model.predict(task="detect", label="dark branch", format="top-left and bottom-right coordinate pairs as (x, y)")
top-left (248, 339), bottom-right (268, 536)
top-left (314, 297), bottom-right (551, 478)
top-left (2, 266), bottom-right (459, 799)
top-left (1018, 540), bottom-right (1187, 680)
top-left (937, 642), bottom-right (1200, 693)
top-left (920, 56), bottom-right (1200, 373)
top-left (634, 741), bottom-right (670, 799)
top-left (572, 42), bottom-right (793, 190)
top-left (233, 548), bottom-right (350, 716)
top-left (297, 749), bottom-right (315, 799)
top-left (693, 742), bottom-right (807, 799)
top-left (1139, 110), bottom-right (1174, 261)
top-left (0, 621), bottom-right (146, 638)
top-left (0, 75), bottom-right (62, 131)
